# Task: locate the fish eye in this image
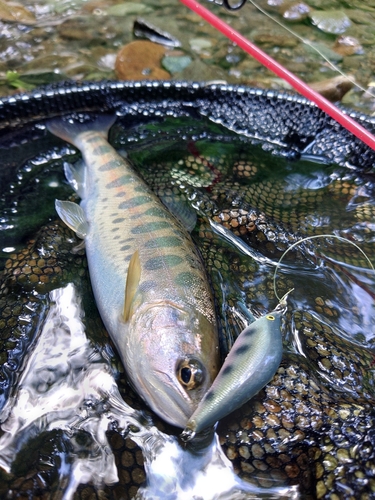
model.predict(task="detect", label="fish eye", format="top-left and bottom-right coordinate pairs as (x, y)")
top-left (176, 359), bottom-right (204, 390)
top-left (181, 367), bottom-right (192, 384)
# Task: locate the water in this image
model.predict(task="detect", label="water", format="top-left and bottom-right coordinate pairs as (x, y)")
top-left (0, 284), bottom-right (298, 499)
top-left (0, 0), bottom-right (375, 112)
top-left (1, 2), bottom-right (375, 496)
top-left (0, 284), bottom-right (125, 492)
top-left (1, 111), bottom-right (375, 498)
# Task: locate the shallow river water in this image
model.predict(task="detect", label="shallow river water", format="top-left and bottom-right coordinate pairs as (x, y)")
top-left (0, 0), bottom-right (375, 112)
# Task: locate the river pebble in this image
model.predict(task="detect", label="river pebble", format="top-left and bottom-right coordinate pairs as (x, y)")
top-left (0, 0), bottom-right (374, 113)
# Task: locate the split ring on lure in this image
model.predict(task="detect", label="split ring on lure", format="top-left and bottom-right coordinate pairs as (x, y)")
top-left (181, 290), bottom-right (292, 442)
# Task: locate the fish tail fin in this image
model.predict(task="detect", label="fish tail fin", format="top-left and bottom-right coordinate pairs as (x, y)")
top-left (46, 114), bottom-right (117, 148)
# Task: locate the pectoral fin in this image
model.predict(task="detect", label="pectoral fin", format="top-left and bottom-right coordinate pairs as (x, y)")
top-left (55, 199), bottom-right (89, 239)
top-left (123, 250), bottom-right (141, 322)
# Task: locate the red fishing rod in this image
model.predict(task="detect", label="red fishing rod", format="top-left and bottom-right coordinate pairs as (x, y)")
top-left (180, 0), bottom-right (375, 152)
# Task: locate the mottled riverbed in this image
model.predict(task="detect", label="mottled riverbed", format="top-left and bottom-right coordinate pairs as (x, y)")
top-left (0, 0), bottom-right (375, 112)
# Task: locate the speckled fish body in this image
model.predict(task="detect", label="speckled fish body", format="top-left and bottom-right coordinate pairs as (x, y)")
top-left (181, 305), bottom-right (285, 440)
top-left (47, 115), bottom-right (220, 429)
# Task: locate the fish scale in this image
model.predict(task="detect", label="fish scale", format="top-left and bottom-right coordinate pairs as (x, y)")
top-left (47, 115), bottom-right (220, 429)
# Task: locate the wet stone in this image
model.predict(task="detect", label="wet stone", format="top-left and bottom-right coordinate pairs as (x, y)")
top-left (119, 468), bottom-right (131, 485)
top-left (121, 450), bottom-right (134, 468)
top-left (285, 463), bottom-right (300, 478)
top-left (131, 467), bottom-right (146, 485)
top-left (239, 446), bottom-right (250, 459)
top-left (240, 461), bottom-right (255, 475)
top-left (251, 443), bottom-right (265, 459)
top-left (253, 459), bottom-right (268, 471)
top-left (115, 41), bottom-right (170, 80)
top-left (282, 2), bottom-right (310, 21)
top-left (225, 446), bottom-right (238, 460)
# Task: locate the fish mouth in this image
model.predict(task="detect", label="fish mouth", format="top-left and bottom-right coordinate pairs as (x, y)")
top-left (143, 368), bottom-right (197, 428)
top-left (123, 301), bottom-right (215, 428)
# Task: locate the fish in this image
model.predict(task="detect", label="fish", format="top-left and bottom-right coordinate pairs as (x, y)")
top-left (46, 114), bottom-right (220, 429)
top-left (181, 296), bottom-right (288, 441)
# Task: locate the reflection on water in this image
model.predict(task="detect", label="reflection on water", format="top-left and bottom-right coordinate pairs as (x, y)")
top-left (0, 284), bottom-right (134, 494)
top-left (0, 284), bottom-right (298, 499)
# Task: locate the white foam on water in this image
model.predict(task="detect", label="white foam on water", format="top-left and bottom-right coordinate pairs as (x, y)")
top-left (130, 428), bottom-right (299, 500)
top-left (0, 283), bottom-right (141, 490)
top-left (0, 283), bottom-right (300, 500)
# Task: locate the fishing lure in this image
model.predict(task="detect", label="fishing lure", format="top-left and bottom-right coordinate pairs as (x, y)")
top-left (181, 292), bottom-right (290, 441)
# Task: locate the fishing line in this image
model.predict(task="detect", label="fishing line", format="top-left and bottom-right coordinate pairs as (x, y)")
top-left (248, 0), bottom-right (375, 100)
top-left (273, 234), bottom-right (375, 301)
top-left (180, 0), bottom-right (375, 150)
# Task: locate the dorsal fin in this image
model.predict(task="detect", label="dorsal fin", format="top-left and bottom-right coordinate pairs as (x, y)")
top-left (123, 250), bottom-right (141, 322)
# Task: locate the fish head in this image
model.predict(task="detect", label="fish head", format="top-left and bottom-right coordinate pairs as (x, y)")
top-left (123, 301), bottom-right (219, 429)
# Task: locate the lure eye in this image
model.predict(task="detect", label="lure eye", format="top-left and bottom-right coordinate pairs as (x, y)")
top-left (266, 314), bottom-right (275, 321)
top-left (177, 359), bottom-right (204, 390)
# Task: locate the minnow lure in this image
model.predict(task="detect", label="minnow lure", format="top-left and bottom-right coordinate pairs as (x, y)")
top-left (46, 114), bottom-right (220, 429)
top-left (181, 294), bottom-right (289, 441)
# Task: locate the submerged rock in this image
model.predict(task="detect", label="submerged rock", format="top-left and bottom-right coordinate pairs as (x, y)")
top-left (309, 10), bottom-right (352, 35)
top-left (333, 35), bottom-right (363, 56)
top-left (282, 2), bottom-right (310, 21)
top-left (309, 75), bottom-right (354, 101)
top-left (162, 53), bottom-right (192, 74)
top-left (106, 1), bottom-right (153, 16)
top-left (0, 0), bottom-right (35, 24)
top-left (115, 40), bottom-right (170, 80)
